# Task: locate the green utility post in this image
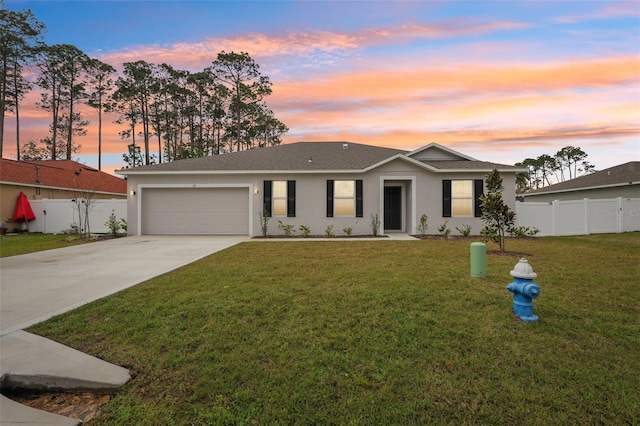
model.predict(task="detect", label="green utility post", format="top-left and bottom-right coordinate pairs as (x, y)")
top-left (470, 242), bottom-right (486, 278)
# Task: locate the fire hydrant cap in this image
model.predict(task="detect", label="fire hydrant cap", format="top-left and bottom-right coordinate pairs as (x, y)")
top-left (510, 258), bottom-right (538, 279)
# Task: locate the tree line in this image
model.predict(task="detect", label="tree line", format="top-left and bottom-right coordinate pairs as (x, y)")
top-left (1, 6), bottom-right (288, 169)
top-left (515, 146), bottom-right (596, 194)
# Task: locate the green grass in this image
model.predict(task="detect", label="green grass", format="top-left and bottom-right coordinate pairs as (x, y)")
top-left (0, 233), bottom-right (93, 258)
top-left (29, 234), bottom-right (640, 425)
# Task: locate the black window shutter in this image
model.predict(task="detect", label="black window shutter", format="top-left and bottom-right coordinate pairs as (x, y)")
top-left (442, 180), bottom-right (452, 217)
top-left (263, 180), bottom-right (272, 217)
top-left (474, 179), bottom-right (484, 217)
top-left (355, 180), bottom-right (363, 217)
top-left (287, 180), bottom-right (296, 217)
top-left (326, 180), bottom-right (334, 217)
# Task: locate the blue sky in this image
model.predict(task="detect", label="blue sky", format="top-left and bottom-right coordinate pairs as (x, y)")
top-left (4, 0), bottom-right (639, 174)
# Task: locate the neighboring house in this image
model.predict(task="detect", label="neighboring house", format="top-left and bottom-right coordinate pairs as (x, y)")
top-left (1, 158), bottom-right (127, 226)
top-left (522, 161), bottom-right (640, 202)
top-left (117, 141), bottom-right (523, 237)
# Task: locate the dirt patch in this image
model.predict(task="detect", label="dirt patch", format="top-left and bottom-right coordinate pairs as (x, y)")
top-left (62, 234), bottom-right (126, 242)
top-left (6, 391), bottom-right (110, 423)
top-left (411, 235), bottom-right (478, 241)
top-left (487, 249), bottom-right (532, 258)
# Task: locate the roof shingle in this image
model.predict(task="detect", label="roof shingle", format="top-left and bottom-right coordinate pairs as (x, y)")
top-left (1, 159), bottom-right (127, 194)
top-left (117, 141), bottom-right (521, 174)
top-left (419, 160), bottom-right (522, 171)
top-left (118, 142), bottom-right (406, 173)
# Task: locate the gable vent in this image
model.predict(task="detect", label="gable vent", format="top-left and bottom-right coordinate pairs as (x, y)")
top-left (343, 143), bottom-right (348, 150)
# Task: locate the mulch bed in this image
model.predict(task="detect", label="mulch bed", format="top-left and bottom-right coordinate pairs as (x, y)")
top-left (253, 235), bottom-right (388, 239)
top-left (6, 391), bottom-right (111, 423)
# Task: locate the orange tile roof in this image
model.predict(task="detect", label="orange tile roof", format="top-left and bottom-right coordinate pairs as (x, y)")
top-left (1, 159), bottom-right (126, 194)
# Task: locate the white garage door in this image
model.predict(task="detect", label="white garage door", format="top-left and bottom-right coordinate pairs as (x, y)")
top-left (141, 187), bottom-right (250, 235)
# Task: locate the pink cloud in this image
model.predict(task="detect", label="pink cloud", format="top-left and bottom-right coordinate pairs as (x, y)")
top-left (358, 19), bottom-right (530, 44)
top-left (556, 1), bottom-right (640, 23)
top-left (97, 30), bottom-right (362, 72)
top-left (271, 55), bottom-right (639, 104)
top-left (94, 17), bottom-right (531, 72)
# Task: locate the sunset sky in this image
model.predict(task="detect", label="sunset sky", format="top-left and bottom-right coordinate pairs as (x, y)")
top-left (3, 0), bottom-right (639, 175)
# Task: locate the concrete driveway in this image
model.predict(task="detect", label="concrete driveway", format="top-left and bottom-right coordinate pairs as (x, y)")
top-left (0, 235), bottom-right (247, 425)
top-left (1, 235), bottom-right (247, 336)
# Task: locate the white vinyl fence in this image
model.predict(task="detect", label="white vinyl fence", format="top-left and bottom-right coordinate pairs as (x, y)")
top-left (11, 198), bottom-right (127, 234)
top-left (516, 197), bottom-right (640, 236)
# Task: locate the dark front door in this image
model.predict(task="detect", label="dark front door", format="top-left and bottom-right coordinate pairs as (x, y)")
top-left (384, 186), bottom-right (402, 230)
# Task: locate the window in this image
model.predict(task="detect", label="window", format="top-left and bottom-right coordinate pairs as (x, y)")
top-left (452, 180), bottom-right (473, 216)
top-left (335, 180), bottom-right (355, 216)
top-left (443, 179), bottom-right (483, 217)
top-left (272, 181), bottom-right (287, 216)
top-left (327, 180), bottom-right (363, 217)
top-left (263, 180), bottom-right (295, 217)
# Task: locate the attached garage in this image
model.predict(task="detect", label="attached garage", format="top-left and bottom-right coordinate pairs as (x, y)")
top-left (140, 186), bottom-right (250, 235)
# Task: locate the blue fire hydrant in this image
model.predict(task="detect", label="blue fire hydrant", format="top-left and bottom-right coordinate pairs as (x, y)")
top-left (506, 258), bottom-right (540, 322)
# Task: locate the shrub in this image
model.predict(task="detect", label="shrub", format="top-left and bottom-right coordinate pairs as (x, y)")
top-left (324, 224), bottom-right (335, 237)
top-left (278, 220), bottom-right (296, 236)
top-left (343, 227), bottom-right (353, 236)
top-left (370, 213), bottom-right (380, 236)
top-left (455, 224), bottom-right (472, 237)
top-left (511, 226), bottom-right (540, 237)
top-left (416, 214), bottom-right (429, 235)
top-left (259, 211), bottom-right (270, 237)
top-left (104, 211), bottom-right (123, 237)
top-left (299, 225), bottom-right (311, 238)
top-left (438, 219), bottom-right (451, 238)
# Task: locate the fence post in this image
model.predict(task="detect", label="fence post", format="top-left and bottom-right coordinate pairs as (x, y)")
top-left (552, 200), bottom-right (559, 236)
top-left (41, 198), bottom-right (47, 234)
top-left (584, 198), bottom-right (590, 235)
top-left (617, 197), bottom-right (623, 233)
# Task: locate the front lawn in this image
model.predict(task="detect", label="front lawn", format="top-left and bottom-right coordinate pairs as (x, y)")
top-left (28, 234), bottom-right (640, 425)
top-left (0, 233), bottom-right (95, 258)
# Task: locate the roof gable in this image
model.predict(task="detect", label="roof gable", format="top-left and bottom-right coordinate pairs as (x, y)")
top-left (0, 159), bottom-right (126, 194)
top-left (408, 143), bottom-right (477, 161)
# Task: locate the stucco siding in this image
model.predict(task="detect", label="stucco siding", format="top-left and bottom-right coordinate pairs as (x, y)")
top-left (124, 161), bottom-right (518, 237)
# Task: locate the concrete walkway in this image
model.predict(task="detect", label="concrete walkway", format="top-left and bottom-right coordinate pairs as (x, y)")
top-left (0, 235), bottom-right (247, 425)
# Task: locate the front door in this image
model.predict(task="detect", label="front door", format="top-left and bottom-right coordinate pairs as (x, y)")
top-left (384, 186), bottom-right (402, 230)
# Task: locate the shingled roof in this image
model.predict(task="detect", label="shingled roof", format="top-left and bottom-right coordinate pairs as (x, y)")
top-left (1, 159), bottom-right (127, 194)
top-left (117, 141), bottom-right (522, 175)
top-left (118, 142), bottom-right (406, 173)
top-left (525, 161), bottom-right (640, 195)
top-left (417, 160), bottom-right (522, 171)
